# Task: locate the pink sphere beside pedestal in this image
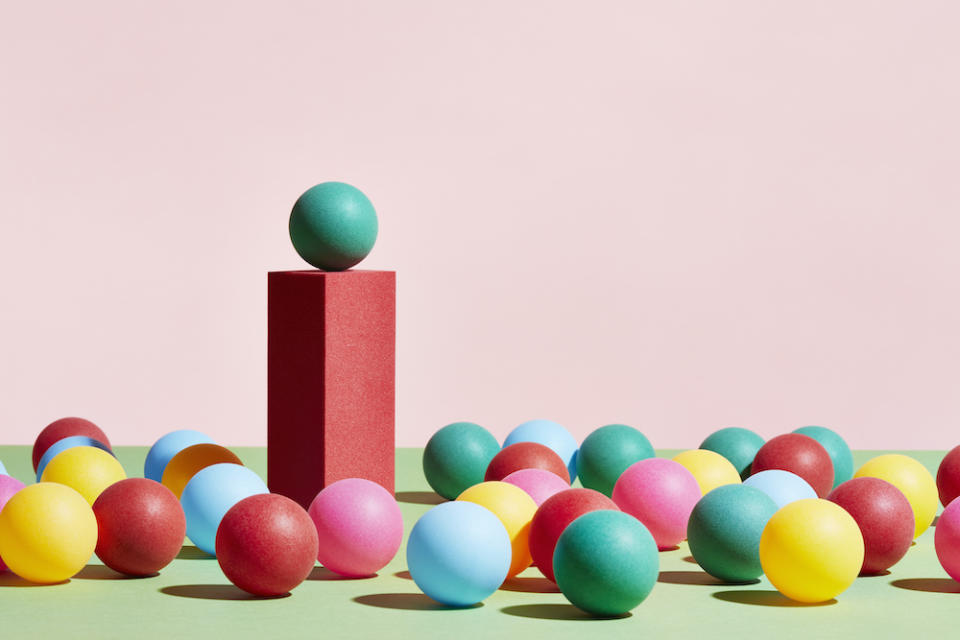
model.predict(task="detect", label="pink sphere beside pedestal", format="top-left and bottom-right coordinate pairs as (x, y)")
top-left (308, 478), bottom-right (403, 577)
top-left (503, 468), bottom-right (571, 506)
top-left (935, 498), bottom-right (960, 582)
top-left (612, 458), bottom-right (701, 550)
top-left (0, 475), bottom-right (27, 572)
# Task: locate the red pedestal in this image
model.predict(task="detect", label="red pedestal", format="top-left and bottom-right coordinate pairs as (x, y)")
top-left (268, 270), bottom-right (395, 508)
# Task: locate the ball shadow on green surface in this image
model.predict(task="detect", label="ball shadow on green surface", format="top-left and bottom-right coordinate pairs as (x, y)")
top-left (499, 575), bottom-right (560, 593)
top-left (394, 570), bottom-right (413, 580)
top-left (176, 545), bottom-right (214, 560)
top-left (395, 491), bottom-right (446, 505)
top-left (658, 571), bottom-right (757, 587)
top-left (0, 574), bottom-right (67, 587)
top-left (74, 565), bottom-right (156, 580)
top-left (160, 584), bottom-right (290, 601)
top-left (712, 590), bottom-right (836, 607)
top-left (501, 604), bottom-right (631, 621)
top-left (309, 566), bottom-right (373, 581)
top-left (681, 555), bottom-right (698, 564)
top-left (353, 593), bottom-right (480, 611)
top-left (890, 578), bottom-right (960, 594)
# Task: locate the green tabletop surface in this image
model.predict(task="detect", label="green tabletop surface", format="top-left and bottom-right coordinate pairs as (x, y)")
top-left (0, 447), bottom-right (954, 639)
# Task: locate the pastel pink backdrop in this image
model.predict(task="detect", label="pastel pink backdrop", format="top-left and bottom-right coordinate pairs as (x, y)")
top-left (2, 2), bottom-right (958, 449)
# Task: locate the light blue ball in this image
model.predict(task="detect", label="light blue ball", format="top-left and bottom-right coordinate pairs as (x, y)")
top-left (144, 429), bottom-right (216, 482)
top-left (743, 469), bottom-right (816, 509)
top-left (180, 463), bottom-right (268, 556)
top-left (0, 460), bottom-right (6, 475)
top-left (406, 501), bottom-right (511, 607)
top-left (503, 419), bottom-right (579, 481)
top-left (36, 436), bottom-right (113, 482)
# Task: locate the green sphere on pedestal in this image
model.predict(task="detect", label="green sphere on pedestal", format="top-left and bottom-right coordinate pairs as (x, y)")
top-left (289, 182), bottom-right (378, 271)
top-left (577, 424), bottom-right (655, 497)
top-left (422, 422), bottom-right (500, 500)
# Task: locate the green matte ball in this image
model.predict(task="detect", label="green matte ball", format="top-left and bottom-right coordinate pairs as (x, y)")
top-left (553, 510), bottom-right (659, 617)
top-left (288, 182), bottom-right (378, 271)
top-left (577, 424), bottom-right (655, 496)
top-left (699, 427), bottom-right (765, 479)
top-left (422, 422), bottom-right (500, 500)
top-left (686, 484), bottom-right (778, 583)
top-left (793, 425), bottom-right (854, 488)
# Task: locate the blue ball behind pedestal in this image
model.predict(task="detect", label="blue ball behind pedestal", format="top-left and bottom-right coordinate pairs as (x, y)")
top-left (503, 420), bottom-right (579, 482)
top-left (181, 463), bottom-right (269, 556)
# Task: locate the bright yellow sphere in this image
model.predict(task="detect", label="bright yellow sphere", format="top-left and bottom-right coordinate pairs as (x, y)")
top-left (457, 481), bottom-right (538, 578)
top-left (759, 498), bottom-right (864, 603)
top-left (40, 445), bottom-right (127, 505)
top-left (671, 449), bottom-right (741, 495)
top-left (854, 454), bottom-right (937, 539)
top-left (0, 483), bottom-right (98, 583)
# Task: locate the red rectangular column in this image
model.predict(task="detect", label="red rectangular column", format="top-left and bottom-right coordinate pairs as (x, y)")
top-left (268, 270), bottom-right (395, 508)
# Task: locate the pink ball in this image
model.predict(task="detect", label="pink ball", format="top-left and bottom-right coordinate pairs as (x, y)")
top-left (935, 497), bottom-right (960, 582)
top-left (0, 474), bottom-right (27, 572)
top-left (308, 478), bottom-right (403, 577)
top-left (612, 458), bottom-right (702, 550)
top-left (503, 468), bottom-right (571, 506)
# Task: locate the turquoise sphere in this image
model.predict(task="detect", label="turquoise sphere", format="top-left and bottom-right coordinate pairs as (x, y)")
top-left (422, 422), bottom-right (500, 500)
top-left (577, 424), bottom-right (655, 496)
top-left (793, 426), bottom-right (854, 488)
top-left (700, 427), bottom-right (765, 479)
top-left (289, 182), bottom-right (378, 271)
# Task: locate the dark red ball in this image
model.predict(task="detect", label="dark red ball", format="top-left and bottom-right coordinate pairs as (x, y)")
top-left (828, 477), bottom-right (913, 575)
top-left (750, 433), bottom-right (834, 497)
top-left (33, 417), bottom-right (112, 472)
top-left (93, 478), bottom-right (185, 576)
top-left (937, 445), bottom-right (960, 508)
top-left (216, 493), bottom-right (319, 596)
top-left (485, 442), bottom-right (570, 484)
top-left (528, 488), bottom-right (618, 582)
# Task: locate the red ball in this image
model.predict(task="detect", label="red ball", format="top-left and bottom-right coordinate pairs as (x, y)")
top-left (828, 477), bottom-right (914, 575)
top-left (93, 478), bottom-right (185, 576)
top-left (528, 488), bottom-right (618, 583)
top-left (750, 433), bottom-right (834, 497)
top-left (33, 417), bottom-right (112, 472)
top-left (485, 442), bottom-right (570, 484)
top-left (216, 493), bottom-right (319, 596)
top-left (937, 445), bottom-right (960, 508)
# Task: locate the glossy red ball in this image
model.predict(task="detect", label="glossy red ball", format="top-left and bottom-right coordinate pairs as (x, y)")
top-left (485, 442), bottom-right (570, 484)
top-left (751, 433), bottom-right (834, 497)
top-left (828, 477), bottom-right (914, 575)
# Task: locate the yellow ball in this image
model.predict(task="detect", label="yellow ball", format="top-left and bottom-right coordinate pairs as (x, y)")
top-left (0, 483), bottom-right (98, 583)
top-left (457, 481), bottom-right (538, 578)
top-left (40, 445), bottom-right (127, 505)
top-left (671, 449), bottom-right (741, 495)
top-left (759, 498), bottom-right (864, 603)
top-left (854, 454), bottom-right (937, 538)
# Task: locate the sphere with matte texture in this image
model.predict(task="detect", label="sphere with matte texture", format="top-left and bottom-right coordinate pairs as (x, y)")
top-left (793, 426), bottom-right (854, 489)
top-left (751, 434), bottom-right (834, 498)
top-left (554, 510), bottom-right (659, 616)
top-left (854, 454), bottom-right (937, 539)
top-left (308, 478), bottom-right (403, 577)
top-left (759, 498), bottom-right (864, 603)
top-left (162, 443), bottom-right (243, 499)
top-left (93, 478), bottom-right (186, 576)
top-left (217, 493), bottom-right (319, 596)
top-left (503, 468), bottom-right (571, 506)
top-left (485, 442), bottom-right (570, 484)
top-left (743, 469), bottom-right (817, 509)
top-left (36, 436), bottom-right (113, 482)
top-left (181, 463), bottom-right (269, 556)
top-left (687, 484), bottom-right (779, 583)
top-left (612, 458), bottom-right (701, 550)
top-left (40, 446), bottom-right (127, 505)
top-left (0, 474), bottom-right (27, 572)
top-left (529, 488), bottom-right (619, 583)
top-left (935, 498), bottom-right (960, 582)
top-left (699, 427), bottom-right (765, 479)
top-left (936, 445), bottom-right (960, 508)
top-left (503, 420), bottom-right (579, 482)
top-left (0, 483), bottom-right (97, 583)
top-left (0, 460), bottom-right (7, 476)
top-left (422, 422), bottom-right (500, 500)
top-left (33, 417), bottom-right (111, 472)
top-left (457, 481), bottom-right (537, 578)
top-left (827, 477), bottom-right (913, 575)
top-left (577, 424), bottom-right (655, 496)
top-left (144, 430), bottom-right (216, 482)
top-left (406, 501), bottom-right (511, 606)
top-left (671, 449), bottom-right (741, 495)
top-left (289, 182), bottom-right (378, 271)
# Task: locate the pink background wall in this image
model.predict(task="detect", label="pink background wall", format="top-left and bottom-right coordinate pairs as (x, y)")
top-left (2, 2), bottom-right (958, 449)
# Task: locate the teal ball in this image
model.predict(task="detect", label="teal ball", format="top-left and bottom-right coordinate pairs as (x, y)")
top-left (793, 426), bottom-right (854, 488)
top-left (288, 182), bottom-right (378, 271)
top-left (699, 427), bottom-right (765, 479)
top-left (577, 424), bottom-right (655, 496)
top-left (422, 422), bottom-right (500, 500)
top-left (553, 510), bottom-right (659, 617)
top-left (686, 484), bottom-right (778, 583)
